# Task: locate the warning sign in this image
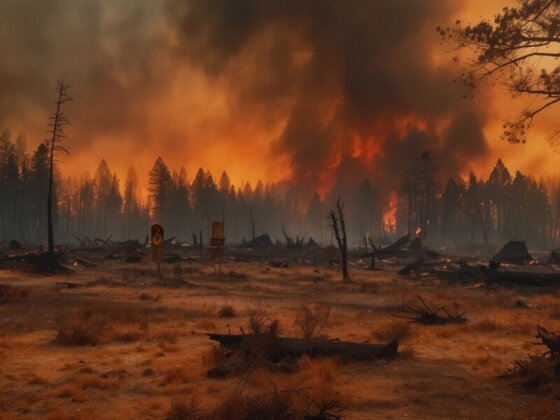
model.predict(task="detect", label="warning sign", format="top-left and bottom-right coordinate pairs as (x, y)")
top-left (151, 224), bottom-right (164, 263)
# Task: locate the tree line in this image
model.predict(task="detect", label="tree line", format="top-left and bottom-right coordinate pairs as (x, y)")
top-left (0, 127), bottom-right (558, 249)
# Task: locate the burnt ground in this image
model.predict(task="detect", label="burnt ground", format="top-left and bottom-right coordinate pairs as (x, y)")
top-left (1, 246), bottom-right (560, 419)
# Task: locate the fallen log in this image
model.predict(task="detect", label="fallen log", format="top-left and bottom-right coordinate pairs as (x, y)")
top-left (73, 256), bottom-right (97, 267)
top-left (485, 270), bottom-right (560, 287)
top-left (207, 333), bottom-right (398, 361)
top-left (398, 257), bottom-right (425, 276)
top-left (377, 233), bottom-right (410, 255)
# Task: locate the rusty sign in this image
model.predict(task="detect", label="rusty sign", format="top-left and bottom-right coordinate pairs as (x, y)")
top-left (210, 221), bottom-right (225, 246)
top-left (151, 224), bottom-right (164, 263)
top-left (209, 221), bottom-right (225, 261)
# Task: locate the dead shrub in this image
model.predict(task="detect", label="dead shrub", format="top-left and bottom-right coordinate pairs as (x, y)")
top-left (218, 305), bottom-right (235, 318)
top-left (55, 302), bottom-right (145, 345)
top-left (373, 321), bottom-right (411, 342)
top-left (55, 306), bottom-right (109, 346)
top-left (293, 304), bottom-right (331, 340)
top-left (507, 355), bottom-right (560, 392)
top-left (246, 303), bottom-right (272, 336)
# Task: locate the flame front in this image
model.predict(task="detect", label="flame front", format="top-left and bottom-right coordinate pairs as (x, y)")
top-left (382, 191), bottom-right (398, 234)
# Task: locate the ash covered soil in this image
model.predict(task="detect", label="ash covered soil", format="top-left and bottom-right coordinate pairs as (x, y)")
top-left (1, 247), bottom-right (559, 419)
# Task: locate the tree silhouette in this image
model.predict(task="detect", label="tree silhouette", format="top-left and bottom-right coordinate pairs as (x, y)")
top-left (440, 0), bottom-right (560, 143)
top-left (46, 81), bottom-right (72, 261)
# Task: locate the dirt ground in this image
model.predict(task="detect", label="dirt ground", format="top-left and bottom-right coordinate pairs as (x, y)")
top-left (1, 250), bottom-right (560, 419)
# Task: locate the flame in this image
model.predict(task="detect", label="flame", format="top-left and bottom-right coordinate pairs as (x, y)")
top-left (415, 226), bottom-right (422, 237)
top-left (382, 191), bottom-right (397, 233)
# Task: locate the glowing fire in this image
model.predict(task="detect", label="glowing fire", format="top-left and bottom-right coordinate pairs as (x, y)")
top-left (382, 191), bottom-right (397, 233)
top-left (415, 226), bottom-right (422, 237)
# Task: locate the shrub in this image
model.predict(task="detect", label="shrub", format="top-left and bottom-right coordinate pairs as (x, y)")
top-left (294, 304), bottom-right (331, 340)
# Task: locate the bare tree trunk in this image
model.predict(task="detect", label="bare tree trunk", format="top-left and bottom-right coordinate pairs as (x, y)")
top-left (328, 198), bottom-right (350, 283)
top-left (46, 81), bottom-right (72, 262)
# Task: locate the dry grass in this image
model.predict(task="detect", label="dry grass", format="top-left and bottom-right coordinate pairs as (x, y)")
top-left (507, 355), bottom-right (560, 392)
top-left (76, 373), bottom-right (120, 390)
top-left (55, 306), bottom-right (109, 346)
top-left (202, 344), bottom-right (228, 368)
top-left (470, 314), bottom-right (505, 333)
top-left (293, 303), bottom-right (331, 340)
top-left (162, 367), bottom-right (201, 385)
top-left (52, 383), bottom-right (84, 400)
top-left (297, 356), bottom-right (338, 384)
top-left (0, 284), bottom-right (30, 298)
top-left (139, 292), bottom-right (161, 302)
top-left (167, 394), bottom-right (202, 420)
top-left (373, 321), bottom-right (412, 342)
top-left (217, 305), bottom-right (235, 318)
top-left (29, 374), bottom-right (49, 385)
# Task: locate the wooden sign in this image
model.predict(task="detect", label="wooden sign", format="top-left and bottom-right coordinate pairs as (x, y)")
top-left (151, 224), bottom-right (164, 263)
top-left (210, 221), bottom-right (225, 247)
top-left (209, 221), bottom-right (225, 262)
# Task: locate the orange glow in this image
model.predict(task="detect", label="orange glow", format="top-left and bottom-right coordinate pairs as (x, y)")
top-left (415, 226), bottom-right (422, 237)
top-left (382, 191), bottom-right (398, 234)
top-left (393, 115), bottom-right (429, 139)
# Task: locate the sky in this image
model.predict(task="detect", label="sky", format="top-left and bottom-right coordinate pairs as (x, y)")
top-left (0, 0), bottom-right (557, 195)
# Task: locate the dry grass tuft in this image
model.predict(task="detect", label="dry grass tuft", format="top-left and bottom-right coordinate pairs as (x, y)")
top-left (55, 305), bottom-right (109, 346)
top-left (297, 356), bottom-right (338, 384)
top-left (218, 305), bottom-right (235, 318)
top-left (470, 314), bottom-right (504, 333)
top-left (373, 320), bottom-right (411, 342)
top-left (293, 303), bottom-right (331, 340)
top-left (202, 344), bottom-right (228, 368)
top-left (55, 301), bottom-right (148, 345)
top-left (52, 384), bottom-right (84, 400)
top-left (167, 394), bottom-right (202, 420)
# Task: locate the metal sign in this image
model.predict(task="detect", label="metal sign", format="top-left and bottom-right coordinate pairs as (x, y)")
top-left (151, 224), bottom-right (164, 263)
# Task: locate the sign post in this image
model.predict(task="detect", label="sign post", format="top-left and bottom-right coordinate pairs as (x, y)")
top-left (209, 221), bottom-right (225, 277)
top-left (151, 224), bottom-right (164, 278)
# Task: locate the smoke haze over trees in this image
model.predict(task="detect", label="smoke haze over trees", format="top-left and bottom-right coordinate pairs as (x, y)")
top-left (1, 127), bottom-right (558, 250)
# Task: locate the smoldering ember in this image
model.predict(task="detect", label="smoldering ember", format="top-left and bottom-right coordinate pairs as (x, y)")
top-left (2, 1), bottom-right (560, 419)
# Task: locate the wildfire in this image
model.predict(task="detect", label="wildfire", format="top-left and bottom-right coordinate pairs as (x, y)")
top-left (382, 191), bottom-right (397, 233)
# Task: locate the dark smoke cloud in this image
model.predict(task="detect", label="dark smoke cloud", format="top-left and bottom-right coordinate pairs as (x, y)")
top-left (0, 0), bottom-right (489, 192)
top-left (166, 0), bottom-right (490, 191)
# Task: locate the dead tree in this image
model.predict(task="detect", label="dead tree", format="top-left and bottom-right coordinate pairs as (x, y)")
top-left (46, 81), bottom-right (73, 262)
top-left (328, 198), bottom-right (350, 283)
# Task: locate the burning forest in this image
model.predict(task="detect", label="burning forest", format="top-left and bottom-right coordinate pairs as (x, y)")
top-left (2, 0), bottom-right (560, 418)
